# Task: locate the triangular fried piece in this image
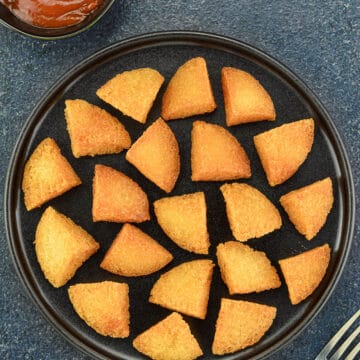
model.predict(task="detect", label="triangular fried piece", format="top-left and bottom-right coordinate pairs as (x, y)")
top-left (279, 244), bottom-right (331, 305)
top-left (217, 241), bottom-right (281, 294)
top-left (154, 192), bottom-right (210, 254)
top-left (220, 183), bottom-right (282, 242)
top-left (126, 118), bottom-right (180, 193)
top-left (68, 281), bottom-right (129, 338)
top-left (280, 178), bottom-right (334, 240)
top-left (22, 137), bottom-right (81, 210)
top-left (100, 223), bottom-right (173, 276)
top-left (133, 312), bottom-right (203, 360)
top-left (191, 120), bottom-right (251, 181)
top-left (222, 67), bottom-right (276, 126)
top-left (64, 99), bottom-right (131, 158)
top-left (161, 57), bottom-right (216, 120)
top-left (35, 207), bottom-right (99, 288)
top-left (212, 299), bottom-right (277, 355)
top-left (149, 260), bottom-right (214, 319)
top-left (254, 118), bottom-right (315, 186)
top-left (92, 164), bottom-right (150, 223)
top-left (96, 68), bottom-right (164, 124)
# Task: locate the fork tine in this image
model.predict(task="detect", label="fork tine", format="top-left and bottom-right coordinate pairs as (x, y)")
top-left (315, 309), bottom-right (360, 360)
top-left (346, 341), bottom-right (360, 360)
top-left (329, 324), bottom-right (360, 360)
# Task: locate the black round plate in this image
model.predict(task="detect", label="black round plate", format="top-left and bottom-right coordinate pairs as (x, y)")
top-left (4, 32), bottom-right (355, 360)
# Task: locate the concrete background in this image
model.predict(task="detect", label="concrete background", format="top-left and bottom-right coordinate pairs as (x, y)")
top-left (0, 1), bottom-right (359, 359)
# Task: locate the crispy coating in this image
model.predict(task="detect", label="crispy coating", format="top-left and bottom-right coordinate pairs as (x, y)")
top-left (222, 67), bottom-right (276, 126)
top-left (126, 118), bottom-right (180, 193)
top-left (153, 192), bottom-right (210, 254)
top-left (133, 312), bottom-right (203, 360)
top-left (254, 118), bottom-right (314, 186)
top-left (161, 57), bottom-right (216, 120)
top-left (149, 260), bottom-right (214, 319)
top-left (212, 298), bottom-right (277, 355)
top-left (191, 120), bottom-right (251, 181)
top-left (68, 281), bottom-right (129, 338)
top-left (64, 99), bottom-right (131, 158)
top-left (96, 68), bottom-right (164, 124)
top-left (280, 177), bottom-right (334, 240)
top-left (22, 137), bottom-right (81, 211)
top-left (279, 244), bottom-right (331, 305)
top-left (217, 241), bottom-right (281, 294)
top-left (220, 183), bottom-right (282, 242)
top-left (35, 206), bottom-right (99, 288)
top-left (92, 164), bottom-right (150, 223)
top-left (100, 223), bottom-right (173, 277)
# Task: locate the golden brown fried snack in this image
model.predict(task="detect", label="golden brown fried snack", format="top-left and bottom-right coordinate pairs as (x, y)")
top-left (96, 68), bottom-right (164, 124)
top-left (68, 281), bottom-right (129, 338)
top-left (149, 259), bottom-right (214, 319)
top-left (133, 312), bottom-right (203, 360)
top-left (64, 99), bottom-right (131, 158)
top-left (253, 118), bottom-right (314, 186)
top-left (280, 177), bottom-right (333, 240)
top-left (92, 164), bottom-right (150, 223)
top-left (126, 118), bottom-right (180, 193)
top-left (220, 183), bottom-right (282, 242)
top-left (191, 120), bottom-right (251, 181)
top-left (22, 137), bottom-right (81, 211)
top-left (153, 192), bottom-right (210, 254)
top-left (217, 241), bottom-right (281, 294)
top-left (161, 57), bottom-right (216, 120)
top-left (279, 244), bottom-right (331, 305)
top-left (100, 223), bottom-right (173, 277)
top-left (222, 67), bottom-right (276, 126)
top-left (35, 206), bottom-right (99, 288)
top-left (212, 298), bottom-right (277, 355)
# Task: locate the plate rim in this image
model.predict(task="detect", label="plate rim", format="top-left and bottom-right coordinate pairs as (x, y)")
top-left (4, 30), bottom-right (355, 360)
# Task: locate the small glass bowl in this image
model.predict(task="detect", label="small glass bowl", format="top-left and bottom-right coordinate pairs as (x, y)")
top-left (0, 0), bottom-right (115, 40)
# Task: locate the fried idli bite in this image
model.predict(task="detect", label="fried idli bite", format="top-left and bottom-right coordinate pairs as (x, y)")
top-left (133, 312), bottom-right (203, 360)
top-left (222, 67), bottom-right (276, 126)
top-left (161, 57), bottom-right (217, 120)
top-left (126, 118), bottom-right (180, 193)
top-left (149, 259), bottom-right (214, 319)
top-left (217, 241), bottom-right (281, 295)
top-left (92, 164), bottom-right (150, 223)
top-left (153, 192), bottom-right (210, 254)
top-left (22, 137), bottom-right (81, 211)
top-left (100, 223), bottom-right (173, 277)
top-left (191, 120), bottom-right (251, 181)
top-left (68, 281), bottom-right (129, 338)
top-left (212, 298), bottom-right (277, 355)
top-left (220, 183), bottom-right (282, 242)
top-left (280, 177), bottom-right (334, 240)
top-left (254, 118), bottom-right (315, 186)
top-left (64, 99), bottom-right (131, 158)
top-left (279, 244), bottom-right (331, 305)
top-left (35, 207), bottom-right (99, 288)
top-left (96, 68), bottom-right (164, 124)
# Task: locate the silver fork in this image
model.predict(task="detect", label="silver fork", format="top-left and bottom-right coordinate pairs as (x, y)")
top-left (315, 308), bottom-right (360, 360)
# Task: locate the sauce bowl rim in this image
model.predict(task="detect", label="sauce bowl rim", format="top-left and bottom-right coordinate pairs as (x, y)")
top-left (0, 0), bottom-right (116, 40)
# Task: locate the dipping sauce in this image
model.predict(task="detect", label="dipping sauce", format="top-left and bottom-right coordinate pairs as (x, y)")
top-left (1, 0), bottom-right (105, 28)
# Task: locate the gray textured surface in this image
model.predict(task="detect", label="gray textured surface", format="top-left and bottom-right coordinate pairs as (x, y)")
top-left (0, 1), bottom-right (359, 359)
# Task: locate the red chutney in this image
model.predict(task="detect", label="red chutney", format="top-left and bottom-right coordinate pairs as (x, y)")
top-left (1, 0), bottom-right (105, 28)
